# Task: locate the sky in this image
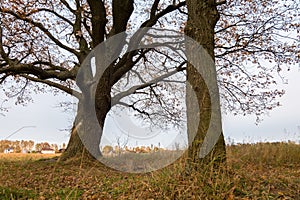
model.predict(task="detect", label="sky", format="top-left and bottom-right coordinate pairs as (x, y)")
top-left (0, 66), bottom-right (299, 148)
top-left (223, 66), bottom-right (300, 144)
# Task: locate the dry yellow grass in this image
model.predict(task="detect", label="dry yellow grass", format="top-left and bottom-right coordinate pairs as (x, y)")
top-left (0, 142), bottom-right (299, 199)
top-left (0, 153), bottom-right (60, 161)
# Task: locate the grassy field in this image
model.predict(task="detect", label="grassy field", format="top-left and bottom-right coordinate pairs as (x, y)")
top-left (100, 150), bottom-right (185, 173)
top-left (0, 142), bottom-right (299, 199)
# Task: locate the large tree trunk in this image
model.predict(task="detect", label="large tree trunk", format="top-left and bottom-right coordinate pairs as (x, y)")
top-left (61, 65), bottom-right (112, 161)
top-left (60, 102), bottom-right (104, 161)
top-left (60, 0), bottom-right (132, 162)
top-left (61, 99), bottom-right (110, 161)
top-left (60, 122), bottom-right (93, 161)
top-left (185, 0), bottom-right (226, 170)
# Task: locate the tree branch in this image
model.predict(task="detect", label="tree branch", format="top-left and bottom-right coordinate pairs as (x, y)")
top-left (21, 74), bottom-right (82, 99)
top-left (111, 61), bottom-right (186, 106)
top-left (0, 62), bottom-right (76, 81)
top-left (87, 0), bottom-right (107, 47)
top-left (1, 9), bottom-right (79, 56)
top-left (110, 1), bottom-right (186, 88)
top-left (150, 0), bottom-right (160, 19)
top-left (109, 0), bottom-right (134, 36)
top-left (141, 1), bottom-right (186, 28)
top-left (32, 8), bottom-right (74, 26)
top-left (117, 101), bottom-right (152, 119)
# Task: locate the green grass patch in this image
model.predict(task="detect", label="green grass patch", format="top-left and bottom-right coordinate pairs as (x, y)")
top-left (0, 187), bottom-right (36, 200)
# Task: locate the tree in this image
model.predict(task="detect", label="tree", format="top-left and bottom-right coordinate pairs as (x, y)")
top-left (35, 143), bottom-right (42, 152)
top-left (0, 140), bottom-right (11, 152)
top-left (12, 140), bottom-right (21, 153)
top-left (184, 0), bottom-right (227, 168)
top-left (0, 0), bottom-right (188, 161)
top-left (35, 142), bottom-right (50, 151)
top-left (215, 0), bottom-right (299, 120)
top-left (28, 140), bottom-right (35, 152)
top-left (51, 143), bottom-right (58, 152)
top-left (102, 145), bottom-right (113, 155)
top-left (115, 134), bottom-right (129, 156)
top-left (0, 0), bottom-right (298, 165)
top-left (20, 140), bottom-right (27, 151)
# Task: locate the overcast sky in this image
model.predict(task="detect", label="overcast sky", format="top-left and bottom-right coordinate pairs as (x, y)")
top-left (0, 66), bottom-right (299, 147)
top-left (223, 66), bottom-right (300, 144)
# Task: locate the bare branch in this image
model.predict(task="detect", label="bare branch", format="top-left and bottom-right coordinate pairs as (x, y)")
top-left (87, 0), bottom-right (107, 47)
top-left (141, 1), bottom-right (186, 28)
top-left (32, 8), bottom-right (74, 26)
top-left (21, 74), bottom-right (81, 99)
top-left (109, 0), bottom-right (134, 36)
top-left (150, 0), bottom-right (160, 19)
top-left (60, 0), bottom-right (76, 14)
top-left (0, 9), bottom-right (79, 56)
top-left (0, 62), bottom-right (76, 81)
top-left (117, 101), bottom-right (152, 119)
top-left (111, 62), bottom-right (186, 106)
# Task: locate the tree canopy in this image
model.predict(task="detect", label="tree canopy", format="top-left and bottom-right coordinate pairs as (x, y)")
top-left (0, 0), bottom-right (298, 117)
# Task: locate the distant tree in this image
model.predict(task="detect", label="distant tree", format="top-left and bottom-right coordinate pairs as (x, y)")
top-left (51, 143), bottom-right (58, 151)
top-left (102, 145), bottom-right (113, 155)
top-left (0, 139), bottom-right (35, 152)
top-left (28, 140), bottom-right (34, 151)
top-left (35, 143), bottom-right (42, 152)
top-left (14, 141), bottom-right (21, 153)
top-left (20, 140), bottom-right (27, 151)
top-left (35, 142), bottom-right (50, 151)
top-left (0, 140), bottom-right (10, 152)
top-left (42, 142), bottom-right (51, 149)
top-left (115, 135), bottom-right (129, 156)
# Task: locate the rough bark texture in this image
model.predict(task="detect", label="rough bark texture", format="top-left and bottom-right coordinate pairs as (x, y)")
top-left (61, 72), bottom-right (112, 160)
top-left (60, 122), bottom-right (93, 161)
top-left (61, 0), bottom-right (134, 161)
top-left (185, 0), bottom-right (226, 170)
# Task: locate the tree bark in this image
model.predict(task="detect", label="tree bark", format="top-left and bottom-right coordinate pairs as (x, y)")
top-left (61, 89), bottom-right (111, 161)
top-left (185, 0), bottom-right (226, 170)
top-left (61, 0), bottom-right (134, 162)
top-left (61, 51), bottom-right (113, 161)
top-left (60, 122), bottom-right (93, 161)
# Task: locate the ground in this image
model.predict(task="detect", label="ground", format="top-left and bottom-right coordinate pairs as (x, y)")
top-left (0, 142), bottom-right (299, 199)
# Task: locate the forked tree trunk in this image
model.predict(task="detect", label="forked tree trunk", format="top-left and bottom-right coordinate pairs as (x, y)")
top-left (61, 73), bottom-right (112, 161)
top-left (185, 0), bottom-right (226, 170)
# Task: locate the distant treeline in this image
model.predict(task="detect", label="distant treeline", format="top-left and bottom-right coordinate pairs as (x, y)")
top-left (0, 140), bottom-right (66, 153)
